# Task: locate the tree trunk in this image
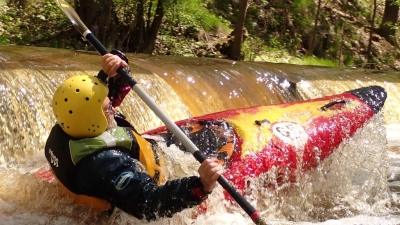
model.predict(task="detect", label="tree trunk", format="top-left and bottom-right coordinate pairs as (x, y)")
top-left (377, 0), bottom-right (399, 46)
top-left (308, 0), bottom-right (322, 56)
top-left (228, 0), bottom-right (249, 60)
top-left (338, 24), bottom-right (345, 67)
top-left (74, 0), bottom-right (118, 50)
top-left (143, 0), bottom-right (166, 54)
top-left (130, 0), bottom-right (146, 52)
top-left (366, 0), bottom-right (377, 69)
top-left (284, 9), bottom-right (298, 52)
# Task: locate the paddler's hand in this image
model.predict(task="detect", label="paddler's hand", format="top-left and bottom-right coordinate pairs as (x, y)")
top-left (198, 158), bottom-right (223, 193)
top-left (101, 53), bottom-right (128, 77)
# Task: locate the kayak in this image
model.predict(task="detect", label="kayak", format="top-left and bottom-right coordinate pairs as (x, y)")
top-left (143, 85), bottom-right (387, 194)
top-left (35, 85), bottom-right (387, 206)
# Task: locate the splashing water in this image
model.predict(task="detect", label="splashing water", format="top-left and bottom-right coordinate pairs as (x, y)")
top-left (0, 113), bottom-right (394, 225)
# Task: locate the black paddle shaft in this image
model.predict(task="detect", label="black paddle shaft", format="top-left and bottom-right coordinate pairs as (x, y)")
top-left (192, 151), bottom-right (267, 222)
top-left (85, 33), bottom-right (137, 87)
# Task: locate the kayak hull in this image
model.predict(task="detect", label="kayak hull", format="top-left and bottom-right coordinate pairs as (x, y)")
top-left (144, 85), bottom-right (387, 192)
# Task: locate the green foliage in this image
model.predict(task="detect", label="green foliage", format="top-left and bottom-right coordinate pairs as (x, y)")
top-left (0, 0), bottom-right (70, 47)
top-left (252, 46), bottom-right (294, 63)
top-left (297, 56), bottom-right (337, 67)
top-left (113, 0), bottom-right (137, 26)
top-left (0, 6), bottom-right (19, 45)
top-left (165, 0), bottom-right (230, 32)
top-left (250, 46), bottom-right (337, 68)
top-left (0, 0), bottom-right (398, 70)
top-left (291, 0), bottom-right (315, 27)
top-left (375, 52), bottom-right (396, 67)
top-left (242, 36), bottom-right (269, 61)
top-left (343, 53), bottom-right (354, 67)
top-left (206, 0), bottom-right (234, 21)
top-left (155, 34), bottom-right (196, 56)
top-left (383, 21), bottom-right (399, 40)
top-left (292, 0), bottom-right (315, 12)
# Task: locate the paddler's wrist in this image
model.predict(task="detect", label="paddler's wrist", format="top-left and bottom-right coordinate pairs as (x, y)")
top-left (200, 177), bottom-right (215, 195)
top-left (188, 176), bottom-right (211, 201)
top-left (96, 70), bottom-right (108, 83)
top-left (201, 186), bottom-right (213, 195)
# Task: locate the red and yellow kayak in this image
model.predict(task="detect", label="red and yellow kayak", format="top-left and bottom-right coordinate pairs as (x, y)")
top-left (143, 85), bottom-right (387, 193)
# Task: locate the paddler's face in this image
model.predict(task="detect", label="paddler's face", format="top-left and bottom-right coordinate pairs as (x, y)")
top-left (102, 97), bottom-right (118, 130)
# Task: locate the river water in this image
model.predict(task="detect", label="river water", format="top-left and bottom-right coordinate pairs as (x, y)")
top-left (0, 46), bottom-right (399, 224)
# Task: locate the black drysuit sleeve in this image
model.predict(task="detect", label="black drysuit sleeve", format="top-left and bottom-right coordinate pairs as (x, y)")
top-left (73, 149), bottom-right (208, 221)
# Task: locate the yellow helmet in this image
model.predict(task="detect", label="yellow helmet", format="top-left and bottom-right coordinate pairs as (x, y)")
top-left (52, 75), bottom-right (109, 138)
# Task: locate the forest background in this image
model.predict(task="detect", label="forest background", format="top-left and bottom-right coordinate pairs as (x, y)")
top-left (1, 0), bottom-right (400, 70)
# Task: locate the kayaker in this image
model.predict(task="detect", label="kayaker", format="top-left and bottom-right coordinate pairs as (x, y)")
top-left (44, 51), bottom-right (222, 221)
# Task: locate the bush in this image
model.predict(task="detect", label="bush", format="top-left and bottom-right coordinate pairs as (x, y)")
top-left (165, 0), bottom-right (230, 32)
top-left (0, 0), bottom-right (70, 47)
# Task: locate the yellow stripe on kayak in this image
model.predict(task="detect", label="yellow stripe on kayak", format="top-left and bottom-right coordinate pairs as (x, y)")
top-left (225, 98), bottom-right (361, 157)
